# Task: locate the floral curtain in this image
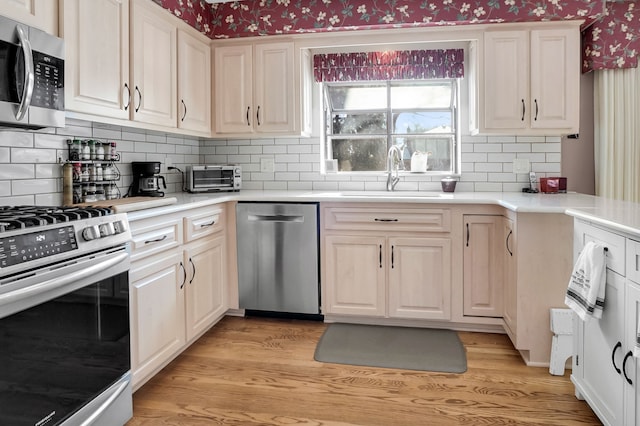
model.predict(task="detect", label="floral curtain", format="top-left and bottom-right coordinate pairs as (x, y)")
top-left (313, 49), bottom-right (464, 82)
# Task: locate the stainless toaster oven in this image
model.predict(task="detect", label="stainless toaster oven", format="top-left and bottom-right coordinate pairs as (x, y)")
top-left (186, 165), bottom-right (241, 192)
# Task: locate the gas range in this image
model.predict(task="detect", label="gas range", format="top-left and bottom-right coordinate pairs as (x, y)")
top-left (0, 205), bottom-right (131, 279)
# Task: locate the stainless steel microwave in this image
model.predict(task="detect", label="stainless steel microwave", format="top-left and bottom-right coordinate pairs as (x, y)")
top-left (0, 14), bottom-right (65, 129)
top-left (186, 165), bottom-right (241, 192)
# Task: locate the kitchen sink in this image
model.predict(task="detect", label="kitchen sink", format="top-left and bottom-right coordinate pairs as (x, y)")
top-left (310, 191), bottom-right (445, 198)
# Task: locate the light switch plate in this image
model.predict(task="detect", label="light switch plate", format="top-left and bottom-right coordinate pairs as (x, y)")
top-left (513, 158), bottom-right (531, 174)
top-left (260, 157), bottom-right (274, 173)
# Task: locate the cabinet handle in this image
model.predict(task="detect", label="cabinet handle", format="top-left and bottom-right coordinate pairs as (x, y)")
top-left (623, 350), bottom-right (634, 385)
top-left (612, 341), bottom-right (622, 374)
top-left (199, 220), bottom-right (215, 228)
top-left (144, 235), bottom-right (167, 245)
top-left (179, 261), bottom-right (187, 289)
top-left (506, 229), bottom-right (513, 256)
top-left (189, 257), bottom-right (196, 285)
top-left (246, 106), bottom-right (251, 126)
top-left (534, 99), bottom-right (539, 121)
top-left (135, 86), bottom-right (142, 113)
top-left (521, 99), bottom-right (525, 121)
top-left (635, 254), bottom-right (638, 273)
top-left (374, 218), bottom-right (398, 222)
top-left (181, 99), bottom-right (187, 122)
top-left (123, 83), bottom-right (131, 111)
top-left (466, 223), bottom-right (470, 247)
top-left (379, 244), bottom-right (382, 268)
top-left (391, 245), bottom-right (395, 269)
top-left (257, 105), bottom-right (261, 126)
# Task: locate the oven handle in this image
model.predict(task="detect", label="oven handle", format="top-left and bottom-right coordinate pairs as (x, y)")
top-left (79, 377), bottom-right (129, 426)
top-left (15, 25), bottom-right (35, 122)
top-left (0, 252), bottom-right (129, 307)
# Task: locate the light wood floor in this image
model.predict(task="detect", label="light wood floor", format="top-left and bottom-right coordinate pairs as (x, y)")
top-left (127, 316), bottom-right (601, 425)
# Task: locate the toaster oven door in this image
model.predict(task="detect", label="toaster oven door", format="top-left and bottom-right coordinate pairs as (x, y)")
top-left (193, 168), bottom-right (235, 190)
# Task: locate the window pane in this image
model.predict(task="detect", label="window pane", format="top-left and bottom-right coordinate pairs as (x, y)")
top-left (327, 85), bottom-right (387, 110)
top-left (330, 138), bottom-right (387, 171)
top-left (332, 113), bottom-right (387, 134)
top-left (390, 83), bottom-right (452, 109)
top-left (395, 136), bottom-right (454, 172)
top-left (392, 111), bottom-right (452, 134)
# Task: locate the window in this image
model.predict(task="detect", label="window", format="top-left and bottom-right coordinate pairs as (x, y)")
top-left (323, 79), bottom-right (459, 173)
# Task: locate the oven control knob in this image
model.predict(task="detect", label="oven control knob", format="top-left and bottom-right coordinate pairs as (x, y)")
top-left (99, 222), bottom-right (116, 237)
top-left (113, 220), bottom-right (127, 234)
top-left (82, 225), bottom-right (101, 241)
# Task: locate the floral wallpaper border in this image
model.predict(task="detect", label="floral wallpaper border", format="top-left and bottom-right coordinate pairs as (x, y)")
top-left (156, 0), bottom-right (640, 72)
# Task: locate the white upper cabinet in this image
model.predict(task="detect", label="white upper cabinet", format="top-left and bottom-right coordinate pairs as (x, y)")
top-left (177, 29), bottom-right (211, 134)
top-left (214, 41), bottom-right (310, 136)
top-left (61, 0), bottom-right (211, 135)
top-left (1, 0), bottom-right (58, 34)
top-left (61, 0), bottom-right (130, 120)
top-left (130, 0), bottom-right (177, 128)
top-left (478, 23), bottom-right (580, 135)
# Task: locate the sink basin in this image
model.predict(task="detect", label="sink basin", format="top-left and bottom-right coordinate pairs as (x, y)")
top-left (337, 191), bottom-right (443, 198)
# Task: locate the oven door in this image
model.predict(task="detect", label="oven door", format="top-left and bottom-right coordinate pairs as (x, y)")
top-left (0, 247), bottom-right (132, 426)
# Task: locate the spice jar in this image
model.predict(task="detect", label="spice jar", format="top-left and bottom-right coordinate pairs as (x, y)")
top-left (96, 142), bottom-right (105, 160)
top-left (81, 140), bottom-right (90, 160)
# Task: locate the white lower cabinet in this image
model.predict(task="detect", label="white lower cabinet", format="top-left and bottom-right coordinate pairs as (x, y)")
top-left (184, 235), bottom-right (226, 342)
top-left (130, 249), bottom-right (186, 389)
top-left (322, 205), bottom-right (452, 320)
top-left (572, 220), bottom-right (640, 425)
top-left (128, 204), bottom-right (228, 390)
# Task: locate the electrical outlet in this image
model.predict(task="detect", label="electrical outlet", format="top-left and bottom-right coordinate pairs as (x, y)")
top-left (512, 158), bottom-right (530, 174)
top-left (260, 157), bottom-right (274, 173)
top-left (165, 158), bottom-right (173, 168)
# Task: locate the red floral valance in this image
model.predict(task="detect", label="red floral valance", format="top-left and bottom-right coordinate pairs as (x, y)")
top-left (313, 49), bottom-right (464, 82)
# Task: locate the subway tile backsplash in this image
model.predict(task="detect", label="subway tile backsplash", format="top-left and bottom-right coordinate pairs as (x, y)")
top-left (0, 118), bottom-right (562, 206)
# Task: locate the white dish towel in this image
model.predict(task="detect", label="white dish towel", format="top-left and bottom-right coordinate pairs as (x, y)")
top-left (564, 241), bottom-right (607, 321)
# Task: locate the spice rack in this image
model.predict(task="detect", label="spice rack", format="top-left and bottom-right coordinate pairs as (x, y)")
top-left (66, 139), bottom-right (122, 203)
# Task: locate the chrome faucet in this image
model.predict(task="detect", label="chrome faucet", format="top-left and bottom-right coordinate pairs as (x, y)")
top-left (386, 145), bottom-right (403, 191)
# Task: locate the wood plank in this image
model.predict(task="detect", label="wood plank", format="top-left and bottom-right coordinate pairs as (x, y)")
top-left (127, 316), bottom-right (600, 426)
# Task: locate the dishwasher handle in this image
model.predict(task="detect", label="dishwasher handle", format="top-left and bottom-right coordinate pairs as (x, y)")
top-left (248, 214), bottom-right (304, 223)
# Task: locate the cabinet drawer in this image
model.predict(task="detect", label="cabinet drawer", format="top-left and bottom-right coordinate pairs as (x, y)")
top-left (184, 206), bottom-right (225, 242)
top-left (575, 221), bottom-right (625, 275)
top-left (130, 218), bottom-right (183, 261)
top-left (627, 238), bottom-right (640, 283)
top-left (324, 207), bottom-right (451, 233)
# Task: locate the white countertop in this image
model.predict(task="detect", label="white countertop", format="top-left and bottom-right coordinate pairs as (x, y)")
top-left (124, 190), bottom-right (640, 238)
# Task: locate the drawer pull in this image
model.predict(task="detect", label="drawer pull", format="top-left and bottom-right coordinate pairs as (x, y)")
top-left (199, 220), bottom-right (216, 228)
top-left (374, 218), bottom-right (398, 222)
top-left (144, 235), bottom-right (168, 244)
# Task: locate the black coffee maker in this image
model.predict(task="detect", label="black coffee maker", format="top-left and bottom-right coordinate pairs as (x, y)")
top-left (131, 161), bottom-right (166, 197)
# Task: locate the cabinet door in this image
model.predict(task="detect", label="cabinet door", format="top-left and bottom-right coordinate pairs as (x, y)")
top-left (502, 218), bottom-right (518, 339)
top-left (530, 28), bottom-right (579, 130)
top-left (483, 31), bottom-right (529, 130)
top-left (214, 45), bottom-right (253, 133)
top-left (129, 249), bottom-right (186, 389)
top-left (324, 235), bottom-right (385, 316)
top-left (177, 29), bottom-right (211, 134)
top-left (254, 42), bottom-right (295, 133)
top-left (625, 281), bottom-right (640, 425)
top-left (130, 0), bottom-right (177, 127)
top-left (1, 0), bottom-right (58, 34)
top-left (463, 216), bottom-right (503, 317)
top-left (388, 237), bottom-right (451, 320)
top-left (61, 0), bottom-right (130, 119)
top-left (576, 270), bottom-right (625, 426)
top-left (184, 235), bottom-right (226, 342)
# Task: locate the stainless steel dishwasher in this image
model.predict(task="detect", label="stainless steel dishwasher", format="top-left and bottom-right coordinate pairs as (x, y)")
top-left (236, 202), bottom-right (320, 316)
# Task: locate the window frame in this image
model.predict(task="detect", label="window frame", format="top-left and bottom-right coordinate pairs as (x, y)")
top-left (322, 79), bottom-right (461, 175)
